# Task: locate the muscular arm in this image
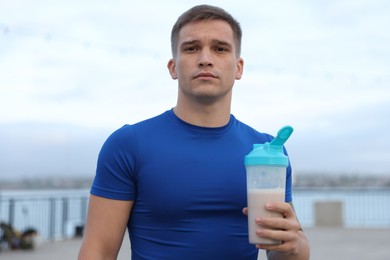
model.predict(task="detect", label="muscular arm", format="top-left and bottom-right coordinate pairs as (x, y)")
top-left (78, 195), bottom-right (134, 260)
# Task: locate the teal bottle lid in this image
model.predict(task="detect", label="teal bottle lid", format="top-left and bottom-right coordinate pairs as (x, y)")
top-left (245, 126), bottom-right (293, 166)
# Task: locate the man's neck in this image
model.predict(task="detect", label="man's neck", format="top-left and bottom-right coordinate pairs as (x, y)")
top-left (173, 102), bottom-right (231, 128)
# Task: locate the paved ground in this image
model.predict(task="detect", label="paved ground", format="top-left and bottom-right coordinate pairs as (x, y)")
top-left (1, 228), bottom-right (389, 260)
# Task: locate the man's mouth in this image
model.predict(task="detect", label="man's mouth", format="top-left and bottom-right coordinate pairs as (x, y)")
top-left (194, 72), bottom-right (217, 79)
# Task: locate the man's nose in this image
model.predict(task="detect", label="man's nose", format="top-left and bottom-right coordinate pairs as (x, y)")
top-left (198, 50), bottom-right (213, 67)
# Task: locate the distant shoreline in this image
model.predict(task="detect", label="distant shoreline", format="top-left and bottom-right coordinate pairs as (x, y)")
top-left (1, 173), bottom-right (390, 190)
top-left (0, 176), bottom-right (93, 190)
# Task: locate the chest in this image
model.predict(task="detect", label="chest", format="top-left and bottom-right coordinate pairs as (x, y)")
top-left (133, 135), bottom-right (250, 218)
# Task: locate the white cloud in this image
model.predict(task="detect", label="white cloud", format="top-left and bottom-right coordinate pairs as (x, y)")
top-left (0, 0), bottom-right (389, 177)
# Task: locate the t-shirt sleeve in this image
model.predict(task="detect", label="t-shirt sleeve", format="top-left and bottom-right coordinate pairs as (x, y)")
top-left (91, 125), bottom-right (137, 201)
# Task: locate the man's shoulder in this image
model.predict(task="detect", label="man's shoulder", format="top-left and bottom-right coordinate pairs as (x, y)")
top-left (103, 110), bottom-right (170, 142)
top-left (232, 116), bottom-right (274, 142)
top-left (116, 110), bottom-right (170, 132)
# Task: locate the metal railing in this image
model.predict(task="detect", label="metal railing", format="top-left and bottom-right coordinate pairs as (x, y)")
top-left (0, 195), bottom-right (88, 241)
top-left (293, 188), bottom-right (390, 228)
top-left (1, 188), bottom-right (389, 241)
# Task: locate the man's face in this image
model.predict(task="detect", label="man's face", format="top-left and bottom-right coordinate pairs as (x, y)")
top-left (168, 19), bottom-right (244, 104)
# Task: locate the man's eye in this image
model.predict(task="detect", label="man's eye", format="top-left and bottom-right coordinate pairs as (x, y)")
top-left (185, 47), bottom-right (197, 52)
top-left (216, 47), bottom-right (227, 52)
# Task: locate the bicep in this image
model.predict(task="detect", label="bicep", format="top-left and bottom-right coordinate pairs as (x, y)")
top-left (78, 195), bottom-right (134, 260)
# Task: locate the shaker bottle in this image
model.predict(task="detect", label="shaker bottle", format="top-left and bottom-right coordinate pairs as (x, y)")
top-left (244, 126), bottom-right (293, 245)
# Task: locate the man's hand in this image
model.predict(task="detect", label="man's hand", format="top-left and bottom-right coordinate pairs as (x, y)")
top-left (243, 202), bottom-right (309, 259)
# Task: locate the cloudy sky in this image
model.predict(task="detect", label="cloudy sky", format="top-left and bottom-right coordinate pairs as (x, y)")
top-left (0, 0), bottom-right (389, 180)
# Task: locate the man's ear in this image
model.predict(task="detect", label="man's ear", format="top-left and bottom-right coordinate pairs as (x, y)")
top-left (235, 58), bottom-right (244, 80)
top-left (167, 59), bottom-right (177, 79)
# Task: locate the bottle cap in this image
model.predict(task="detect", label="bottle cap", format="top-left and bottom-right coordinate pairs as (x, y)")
top-left (244, 126), bottom-right (293, 166)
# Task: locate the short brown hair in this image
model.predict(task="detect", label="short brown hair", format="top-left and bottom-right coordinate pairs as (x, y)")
top-left (170, 5), bottom-right (242, 58)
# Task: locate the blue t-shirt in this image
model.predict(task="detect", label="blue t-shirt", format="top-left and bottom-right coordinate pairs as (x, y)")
top-left (91, 109), bottom-right (292, 259)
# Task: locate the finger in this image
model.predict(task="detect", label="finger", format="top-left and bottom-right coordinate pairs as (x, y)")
top-left (266, 202), bottom-right (295, 219)
top-left (242, 207), bottom-right (248, 216)
top-left (255, 229), bottom-right (298, 253)
top-left (256, 241), bottom-right (288, 252)
top-left (257, 227), bottom-right (295, 243)
top-left (258, 214), bottom-right (301, 233)
top-left (256, 216), bottom-right (289, 230)
top-left (255, 229), bottom-right (287, 251)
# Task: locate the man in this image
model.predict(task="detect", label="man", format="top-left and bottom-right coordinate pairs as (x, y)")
top-left (78, 5), bottom-right (310, 260)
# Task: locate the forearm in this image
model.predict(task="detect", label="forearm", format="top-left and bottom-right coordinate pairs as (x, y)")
top-left (267, 231), bottom-right (310, 260)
